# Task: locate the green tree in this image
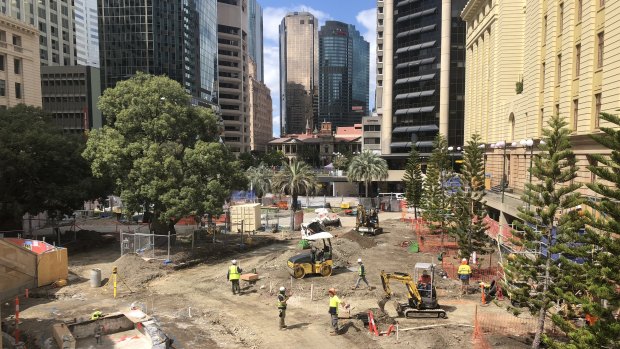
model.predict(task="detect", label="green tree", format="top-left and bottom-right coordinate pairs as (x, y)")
top-left (0, 105), bottom-right (107, 228)
top-left (544, 112), bottom-right (620, 349)
top-left (403, 149), bottom-right (424, 219)
top-left (503, 116), bottom-right (583, 349)
top-left (246, 163), bottom-right (273, 199)
top-left (347, 150), bottom-right (389, 197)
top-left (421, 134), bottom-right (451, 234)
top-left (332, 153), bottom-right (350, 171)
top-left (448, 134), bottom-right (492, 259)
top-left (261, 151), bottom-right (287, 167)
top-left (272, 160), bottom-right (318, 230)
top-left (83, 73), bottom-right (246, 235)
top-left (239, 151), bottom-right (259, 170)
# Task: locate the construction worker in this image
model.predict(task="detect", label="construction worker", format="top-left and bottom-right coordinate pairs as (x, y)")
top-left (227, 260), bottom-right (242, 295)
top-left (353, 258), bottom-right (370, 289)
top-left (328, 288), bottom-right (349, 335)
top-left (277, 286), bottom-right (289, 329)
top-left (457, 258), bottom-right (472, 295)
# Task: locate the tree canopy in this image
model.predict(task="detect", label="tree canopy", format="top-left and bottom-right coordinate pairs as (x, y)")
top-left (503, 115), bottom-right (583, 349)
top-left (82, 73), bottom-right (246, 230)
top-left (0, 105), bottom-right (106, 227)
top-left (448, 134), bottom-right (492, 258)
top-left (347, 150), bottom-right (388, 197)
top-left (403, 148), bottom-right (424, 219)
top-left (421, 134), bottom-right (452, 232)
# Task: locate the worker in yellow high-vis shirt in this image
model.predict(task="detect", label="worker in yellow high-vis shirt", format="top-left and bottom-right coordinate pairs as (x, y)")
top-left (328, 288), bottom-right (349, 335)
top-left (227, 259), bottom-right (242, 295)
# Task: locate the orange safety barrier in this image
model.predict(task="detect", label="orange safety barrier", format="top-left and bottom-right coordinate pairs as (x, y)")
top-left (417, 234), bottom-right (458, 253)
top-left (441, 261), bottom-right (504, 284)
top-left (472, 305), bottom-right (492, 349)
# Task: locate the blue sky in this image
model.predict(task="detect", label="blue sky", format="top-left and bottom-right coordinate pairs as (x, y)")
top-left (260, 1), bottom-right (377, 137)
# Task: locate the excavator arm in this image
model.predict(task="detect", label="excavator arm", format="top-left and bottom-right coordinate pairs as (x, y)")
top-left (379, 270), bottom-right (423, 309)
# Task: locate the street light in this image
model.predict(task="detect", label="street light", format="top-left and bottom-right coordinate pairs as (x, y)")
top-left (448, 146), bottom-right (454, 171)
top-left (495, 141), bottom-right (507, 203)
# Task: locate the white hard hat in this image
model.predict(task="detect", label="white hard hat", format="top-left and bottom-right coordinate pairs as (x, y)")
top-left (280, 286), bottom-right (285, 291)
top-left (232, 259), bottom-right (237, 265)
top-left (357, 258), bottom-right (362, 263)
top-left (462, 258), bottom-right (467, 262)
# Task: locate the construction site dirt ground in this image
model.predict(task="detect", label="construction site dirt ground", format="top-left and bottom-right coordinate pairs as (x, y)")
top-left (3, 213), bottom-right (537, 349)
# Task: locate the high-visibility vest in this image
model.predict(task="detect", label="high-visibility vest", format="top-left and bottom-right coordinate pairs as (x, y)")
top-left (358, 264), bottom-right (365, 276)
top-left (229, 265), bottom-right (240, 280)
top-left (329, 295), bottom-right (341, 315)
top-left (457, 264), bottom-right (472, 275)
top-left (277, 293), bottom-right (287, 309)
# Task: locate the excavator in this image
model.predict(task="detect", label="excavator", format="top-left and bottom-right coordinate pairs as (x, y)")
top-left (379, 265), bottom-right (446, 318)
top-left (355, 204), bottom-right (382, 235)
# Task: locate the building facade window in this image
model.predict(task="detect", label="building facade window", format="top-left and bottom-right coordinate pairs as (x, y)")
top-left (575, 44), bottom-right (581, 77)
top-left (558, 3), bottom-right (564, 33)
top-left (594, 93), bottom-right (602, 128)
top-left (555, 103), bottom-right (560, 117)
top-left (14, 82), bottom-right (21, 99)
top-left (13, 58), bottom-right (20, 74)
top-left (0, 79), bottom-right (5, 96)
top-left (576, 0), bottom-right (582, 22)
top-left (0, 55), bottom-right (4, 71)
top-left (542, 16), bottom-right (548, 43)
top-left (572, 99), bottom-right (578, 130)
top-left (589, 158), bottom-right (597, 183)
top-left (556, 54), bottom-right (561, 85)
top-left (599, 0), bottom-right (605, 8)
top-left (597, 32), bottom-right (604, 69)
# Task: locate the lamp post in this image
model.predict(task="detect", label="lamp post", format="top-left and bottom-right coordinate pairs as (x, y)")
top-left (478, 144), bottom-right (486, 189)
top-left (520, 139), bottom-right (535, 210)
top-left (448, 146), bottom-right (454, 171)
top-left (495, 141), bottom-right (507, 203)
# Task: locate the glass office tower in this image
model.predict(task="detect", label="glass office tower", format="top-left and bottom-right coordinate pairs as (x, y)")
top-left (98, 0), bottom-right (218, 105)
top-left (318, 21), bottom-right (369, 128)
top-left (279, 12), bottom-right (319, 135)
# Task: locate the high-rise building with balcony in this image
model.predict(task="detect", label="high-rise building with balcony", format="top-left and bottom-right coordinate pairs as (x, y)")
top-left (279, 12), bottom-right (319, 135)
top-left (217, 0), bottom-right (250, 153)
top-left (98, 0), bottom-right (218, 105)
top-left (377, 0), bottom-right (467, 163)
top-left (318, 21), bottom-right (369, 129)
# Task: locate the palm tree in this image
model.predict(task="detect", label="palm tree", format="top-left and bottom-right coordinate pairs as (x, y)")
top-left (246, 163), bottom-right (273, 199)
top-left (272, 160), bottom-right (318, 230)
top-left (347, 150), bottom-right (389, 197)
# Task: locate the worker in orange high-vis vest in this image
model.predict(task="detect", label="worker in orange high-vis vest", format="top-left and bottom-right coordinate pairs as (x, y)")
top-left (227, 259), bottom-right (242, 295)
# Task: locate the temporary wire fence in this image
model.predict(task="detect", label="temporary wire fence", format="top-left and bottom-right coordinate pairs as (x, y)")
top-left (120, 225), bottom-right (175, 261)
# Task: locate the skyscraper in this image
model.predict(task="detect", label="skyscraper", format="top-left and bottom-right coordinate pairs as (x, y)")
top-left (377, 0), bottom-right (467, 159)
top-left (247, 0), bottom-right (263, 82)
top-left (318, 21), bottom-right (369, 129)
top-left (98, 0), bottom-right (218, 105)
top-left (74, 0), bottom-right (99, 68)
top-left (279, 12), bottom-right (319, 135)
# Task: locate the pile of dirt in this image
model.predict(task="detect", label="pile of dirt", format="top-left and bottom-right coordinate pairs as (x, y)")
top-left (61, 230), bottom-right (116, 255)
top-left (338, 230), bottom-right (377, 249)
top-left (104, 254), bottom-right (166, 289)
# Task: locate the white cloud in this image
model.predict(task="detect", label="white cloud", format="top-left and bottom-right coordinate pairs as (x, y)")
top-left (356, 8), bottom-right (377, 111)
top-left (262, 5), bottom-right (333, 138)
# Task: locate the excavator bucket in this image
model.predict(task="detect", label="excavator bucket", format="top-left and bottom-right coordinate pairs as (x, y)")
top-left (378, 297), bottom-right (389, 313)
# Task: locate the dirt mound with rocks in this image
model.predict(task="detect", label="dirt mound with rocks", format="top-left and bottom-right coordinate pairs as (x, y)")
top-left (103, 254), bottom-right (166, 289)
top-left (338, 230), bottom-right (377, 249)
